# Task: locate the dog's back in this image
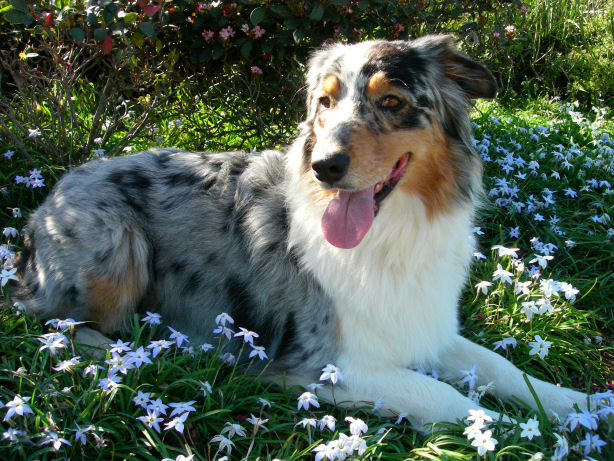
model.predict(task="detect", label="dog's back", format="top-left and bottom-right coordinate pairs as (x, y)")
top-left (16, 147), bottom-right (338, 372)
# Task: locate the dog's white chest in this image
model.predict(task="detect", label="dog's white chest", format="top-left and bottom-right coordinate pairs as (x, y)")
top-left (292, 192), bottom-right (474, 367)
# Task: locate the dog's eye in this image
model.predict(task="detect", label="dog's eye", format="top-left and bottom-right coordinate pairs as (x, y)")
top-left (319, 96), bottom-right (331, 109)
top-left (379, 95), bottom-right (402, 109)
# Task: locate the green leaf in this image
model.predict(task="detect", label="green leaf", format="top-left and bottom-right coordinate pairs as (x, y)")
top-left (69, 27), bottom-right (85, 43)
top-left (10, 0), bottom-right (28, 13)
top-left (358, 0), bottom-right (369, 10)
top-left (309, 3), bottom-right (325, 21)
top-left (123, 12), bottom-right (138, 24)
top-left (250, 7), bottom-right (266, 25)
top-left (4, 9), bottom-right (33, 24)
top-left (93, 28), bottom-right (108, 43)
top-left (293, 28), bottom-right (305, 43)
top-left (138, 22), bottom-right (155, 38)
top-left (240, 40), bottom-right (253, 58)
top-left (211, 45), bottom-right (224, 60)
top-left (283, 17), bottom-right (300, 30)
top-left (269, 5), bottom-right (291, 17)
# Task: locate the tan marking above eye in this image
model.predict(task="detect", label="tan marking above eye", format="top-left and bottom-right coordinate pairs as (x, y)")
top-left (366, 71), bottom-right (395, 99)
top-left (322, 74), bottom-right (340, 98)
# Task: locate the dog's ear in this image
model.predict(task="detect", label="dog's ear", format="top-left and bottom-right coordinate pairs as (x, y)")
top-left (418, 35), bottom-right (498, 99)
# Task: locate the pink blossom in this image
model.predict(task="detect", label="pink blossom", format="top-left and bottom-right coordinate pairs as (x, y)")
top-left (505, 25), bottom-right (515, 38)
top-left (252, 25), bottom-right (265, 38)
top-left (494, 31), bottom-right (500, 38)
top-left (219, 26), bottom-right (235, 41)
top-left (241, 24), bottom-right (250, 34)
top-left (393, 24), bottom-right (405, 36)
top-left (250, 65), bottom-right (263, 75)
top-left (519, 5), bottom-right (529, 14)
top-left (202, 29), bottom-right (215, 42)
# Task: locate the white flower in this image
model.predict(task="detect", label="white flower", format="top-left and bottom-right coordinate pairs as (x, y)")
top-left (459, 363), bottom-right (479, 389)
top-left (470, 429), bottom-right (497, 455)
top-left (258, 397), bottom-right (271, 407)
top-left (318, 414), bottom-right (336, 431)
top-left (297, 392), bottom-right (319, 411)
top-left (213, 325), bottom-right (235, 339)
top-left (215, 312), bottom-right (234, 326)
top-left (249, 345), bottom-right (268, 360)
top-left (141, 311), bottom-right (161, 325)
top-left (579, 432), bottom-right (606, 455)
top-left (210, 434), bottom-right (235, 454)
top-left (520, 301), bottom-right (539, 320)
top-left (492, 264), bottom-right (513, 285)
top-left (132, 390), bottom-right (151, 408)
top-left (108, 339), bottom-right (132, 354)
top-left (137, 409), bottom-right (163, 433)
top-left (492, 336), bottom-right (517, 351)
top-left (466, 409), bottom-right (493, 428)
top-left (106, 353), bottom-right (135, 375)
top-left (528, 335), bottom-right (551, 359)
top-left (98, 373), bottom-right (122, 391)
top-left (320, 363), bottom-right (343, 384)
top-left (474, 280), bottom-right (492, 295)
top-left (1, 267), bottom-right (18, 286)
top-left (234, 327), bottom-right (259, 344)
top-left (552, 433), bottom-right (569, 460)
top-left (492, 245), bottom-right (519, 258)
top-left (221, 422), bottom-right (247, 438)
top-left (514, 280), bottom-right (532, 296)
top-left (2, 227), bottom-right (18, 238)
top-left (126, 346), bottom-right (152, 368)
top-left (246, 414), bottom-right (269, 430)
top-left (38, 332), bottom-right (68, 355)
top-left (345, 416), bottom-right (368, 435)
top-left (168, 326), bottom-right (189, 346)
top-left (53, 356), bottom-right (81, 372)
top-left (3, 395), bottom-right (33, 421)
top-left (70, 423), bottom-right (93, 445)
top-left (313, 441), bottom-right (339, 461)
top-left (200, 342), bottom-right (214, 352)
top-left (147, 398), bottom-right (168, 416)
top-left (168, 400), bottom-right (196, 417)
top-left (519, 417), bottom-right (541, 440)
top-left (146, 339), bottom-right (174, 357)
top-left (199, 380), bottom-right (212, 396)
top-left (296, 417), bottom-right (317, 428)
top-left (40, 431), bottom-right (72, 451)
top-left (529, 254), bottom-right (553, 269)
top-left (3, 427), bottom-right (24, 441)
top-left (28, 128), bottom-right (41, 138)
top-left (164, 412), bottom-right (189, 433)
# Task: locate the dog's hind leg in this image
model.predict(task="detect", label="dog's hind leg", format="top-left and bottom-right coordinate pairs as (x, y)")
top-left (16, 210), bottom-right (151, 335)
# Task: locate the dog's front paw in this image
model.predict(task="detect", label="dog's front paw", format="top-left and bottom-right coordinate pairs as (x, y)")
top-left (537, 384), bottom-right (588, 418)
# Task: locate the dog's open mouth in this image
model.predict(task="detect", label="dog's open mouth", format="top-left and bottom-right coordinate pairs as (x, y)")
top-left (321, 152), bottom-right (411, 249)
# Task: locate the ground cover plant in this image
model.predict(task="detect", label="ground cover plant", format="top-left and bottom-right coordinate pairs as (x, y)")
top-left (1, 89), bottom-right (614, 459)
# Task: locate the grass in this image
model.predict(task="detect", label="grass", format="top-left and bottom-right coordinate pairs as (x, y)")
top-left (0, 96), bottom-right (613, 460)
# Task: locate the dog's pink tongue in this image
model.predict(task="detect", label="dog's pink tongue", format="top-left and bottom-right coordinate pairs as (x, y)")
top-left (321, 187), bottom-right (375, 249)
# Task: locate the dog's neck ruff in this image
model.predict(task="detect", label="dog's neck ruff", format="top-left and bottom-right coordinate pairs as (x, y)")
top-left (321, 152), bottom-right (411, 249)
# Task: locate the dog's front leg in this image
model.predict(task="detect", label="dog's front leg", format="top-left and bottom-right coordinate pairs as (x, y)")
top-left (337, 362), bottom-right (507, 430)
top-left (434, 335), bottom-right (587, 418)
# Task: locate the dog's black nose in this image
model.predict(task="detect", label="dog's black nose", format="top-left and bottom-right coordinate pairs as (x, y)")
top-left (312, 153), bottom-right (350, 184)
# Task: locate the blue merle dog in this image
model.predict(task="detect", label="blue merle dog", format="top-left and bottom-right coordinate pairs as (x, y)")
top-left (16, 35), bottom-right (588, 428)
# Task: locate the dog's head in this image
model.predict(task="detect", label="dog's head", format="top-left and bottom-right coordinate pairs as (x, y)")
top-left (299, 35), bottom-right (497, 249)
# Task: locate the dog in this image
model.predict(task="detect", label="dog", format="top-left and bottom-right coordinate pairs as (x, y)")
top-left (15, 35), bottom-right (587, 429)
